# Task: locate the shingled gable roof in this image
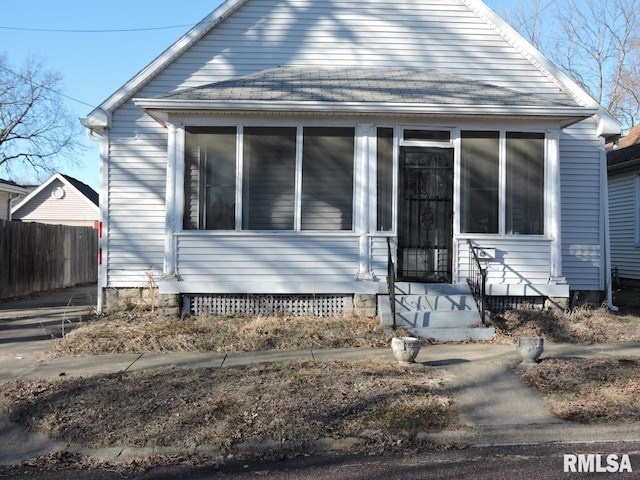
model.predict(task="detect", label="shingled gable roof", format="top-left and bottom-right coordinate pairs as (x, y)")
top-left (135, 66), bottom-right (597, 126)
top-left (83, 0), bottom-right (620, 135)
top-left (159, 67), bottom-right (576, 106)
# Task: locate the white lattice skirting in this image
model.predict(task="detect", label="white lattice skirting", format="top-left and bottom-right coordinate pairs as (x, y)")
top-left (186, 294), bottom-right (353, 317)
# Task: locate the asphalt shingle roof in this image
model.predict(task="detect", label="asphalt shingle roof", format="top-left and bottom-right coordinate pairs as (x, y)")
top-left (162, 66), bottom-right (576, 107)
top-left (62, 175), bottom-right (99, 207)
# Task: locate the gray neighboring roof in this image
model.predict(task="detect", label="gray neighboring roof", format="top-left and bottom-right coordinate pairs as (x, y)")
top-left (0, 178), bottom-right (28, 194)
top-left (161, 66), bottom-right (577, 107)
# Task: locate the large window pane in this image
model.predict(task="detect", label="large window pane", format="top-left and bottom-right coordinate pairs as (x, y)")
top-left (184, 127), bottom-right (236, 230)
top-left (301, 127), bottom-right (355, 230)
top-left (243, 127), bottom-right (297, 230)
top-left (506, 132), bottom-right (545, 234)
top-left (377, 128), bottom-right (394, 231)
top-left (460, 131), bottom-right (499, 234)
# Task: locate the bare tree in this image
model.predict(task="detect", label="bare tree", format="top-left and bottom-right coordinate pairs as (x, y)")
top-left (502, 0), bottom-right (640, 127)
top-left (0, 55), bottom-right (83, 178)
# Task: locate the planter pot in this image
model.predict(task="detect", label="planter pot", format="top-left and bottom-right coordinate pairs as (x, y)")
top-left (516, 336), bottom-right (544, 366)
top-left (391, 336), bottom-right (421, 365)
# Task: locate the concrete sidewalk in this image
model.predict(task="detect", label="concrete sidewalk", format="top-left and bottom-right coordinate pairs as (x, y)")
top-left (1, 286), bottom-right (640, 466)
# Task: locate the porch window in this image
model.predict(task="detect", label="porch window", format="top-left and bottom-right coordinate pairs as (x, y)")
top-left (460, 130), bottom-right (545, 235)
top-left (242, 127), bottom-right (296, 230)
top-left (183, 126), bottom-right (355, 232)
top-left (184, 127), bottom-right (237, 230)
top-left (377, 127), bottom-right (394, 231)
top-left (506, 132), bottom-right (545, 234)
top-left (460, 131), bottom-right (499, 234)
top-left (301, 127), bottom-right (355, 230)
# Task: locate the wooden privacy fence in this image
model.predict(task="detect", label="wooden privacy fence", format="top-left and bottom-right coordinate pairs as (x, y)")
top-left (0, 220), bottom-right (98, 300)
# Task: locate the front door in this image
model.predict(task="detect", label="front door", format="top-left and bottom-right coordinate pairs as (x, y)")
top-left (398, 147), bottom-right (454, 282)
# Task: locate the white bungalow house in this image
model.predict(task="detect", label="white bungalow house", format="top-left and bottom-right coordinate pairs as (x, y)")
top-left (83, 0), bottom-right (621, 339)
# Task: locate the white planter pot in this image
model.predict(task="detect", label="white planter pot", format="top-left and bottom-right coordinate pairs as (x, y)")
top-left (516, 336), bottom-right (544, 366)
top-left (391, 336), bottom-right (421, 365)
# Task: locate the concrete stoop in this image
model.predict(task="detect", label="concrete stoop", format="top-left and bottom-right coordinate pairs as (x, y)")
top-left (379, 282), bottom-right (495, 341)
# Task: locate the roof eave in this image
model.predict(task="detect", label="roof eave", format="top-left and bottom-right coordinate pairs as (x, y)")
top-left (133, 98), bottom-right (598, 126)
top-left (0, 183), bottom-right (28, 195)
top-left (608, 157), bottom-right (640, 173)
top-left (85, 0), bottom-right (248, 123)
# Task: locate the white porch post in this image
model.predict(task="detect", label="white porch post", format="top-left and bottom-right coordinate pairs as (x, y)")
top-left (356, 124), bottom-right (375, 280)
top-left (164, 123), bottom-right (179, 276)
top-left (547, 129), bottom-right (565, 283)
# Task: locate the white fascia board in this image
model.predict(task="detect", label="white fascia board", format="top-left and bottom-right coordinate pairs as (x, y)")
top-left (84, 0), bottom-right (248, 128)
top-left (11, 173), bottom-right (98, 215)
top-left (134, 98), bottom-right (598, 123)
top-left (464, 0), bottom-right (621, 136)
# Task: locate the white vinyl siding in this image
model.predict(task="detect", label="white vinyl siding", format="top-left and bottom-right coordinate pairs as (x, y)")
top-left (175, 234), bottom-right (359, 288)
top-left (0, 192), bottom-right (10, 221)
top-left (456, 238), bottom-right (553, 285)
top-left (107, 137), bottom-right (166, 286)
top-left (560, 120), bottom-right (604, 290)
top-left (153, 0), bottom-right (574, 102)
top-left (608, 171), bottom-right (640, 280)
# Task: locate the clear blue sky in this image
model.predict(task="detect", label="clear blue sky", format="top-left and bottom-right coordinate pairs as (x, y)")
top-left (0, 0), bottom-right (511, 190)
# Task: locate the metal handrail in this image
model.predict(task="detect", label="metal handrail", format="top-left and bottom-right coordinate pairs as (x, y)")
top-left (467, 240), bottom-right (487, 326)
top-left (387, 237), bottom-right (397, 330)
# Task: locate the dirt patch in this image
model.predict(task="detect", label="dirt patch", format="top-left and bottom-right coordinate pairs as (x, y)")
top-left (520, 357), bottom-right (640, 423)
top-left (0, 359), bottom-right (456, 455)
top-left (51, 313), bottom-right (407, 356)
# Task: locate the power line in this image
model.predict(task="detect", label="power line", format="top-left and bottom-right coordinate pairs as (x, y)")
top-left (512, 0), bottom-right (557, 31)
top-left (0, 24), bottom-right (194, 33)
top-left (0, 64), bottom-right (97, 109)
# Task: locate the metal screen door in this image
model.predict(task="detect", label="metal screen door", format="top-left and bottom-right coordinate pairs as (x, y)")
top-left (398, 147), bottom-right (454, 282)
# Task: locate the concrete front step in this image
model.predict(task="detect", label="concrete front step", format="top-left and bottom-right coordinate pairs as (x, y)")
top-left (395, 310), bottom-right (482, 328)
top-left (395, 294), bottom-right (476, 312)
top-left (394, 282), bottom-right (472, 296)
top-left (408, 326), bottom-right (496, 342)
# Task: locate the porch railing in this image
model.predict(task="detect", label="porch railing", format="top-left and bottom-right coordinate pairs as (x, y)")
top-left (467, 240), bottom-right (488, 326)
top-left (387, 237), bottom-right (397, 330)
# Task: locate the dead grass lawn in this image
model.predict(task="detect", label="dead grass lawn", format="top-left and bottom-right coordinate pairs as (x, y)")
top-left (0, 359), bottom-right (455, 455)
top-left (51, 312), bottom-right (402, 356)
top-left (520, 357), bottom-right (640, 424)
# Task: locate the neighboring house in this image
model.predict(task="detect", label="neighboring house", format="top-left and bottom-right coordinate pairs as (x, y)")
top-left (0, 179), bottom-right (28, 221)
top-left (608, 125), bottom-right (640, 282)
top-left (82, 0), bottom-right (621, 332)
top-left (11, 173), bottom-right (99, 227)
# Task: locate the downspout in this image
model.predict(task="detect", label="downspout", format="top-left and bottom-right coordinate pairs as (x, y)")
top-left (601, 137), bottom-right (619, 312)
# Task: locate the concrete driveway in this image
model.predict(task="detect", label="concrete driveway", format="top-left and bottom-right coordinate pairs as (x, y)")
top-left (0, 285), bottom-right (97, 356)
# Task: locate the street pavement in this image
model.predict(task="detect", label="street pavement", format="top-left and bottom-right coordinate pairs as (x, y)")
top-left (1, 285), bottom-right (639, 469)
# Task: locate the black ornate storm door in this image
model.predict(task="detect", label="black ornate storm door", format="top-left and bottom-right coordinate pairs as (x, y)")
top-left (398, 147), bottom-right (454, 282)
